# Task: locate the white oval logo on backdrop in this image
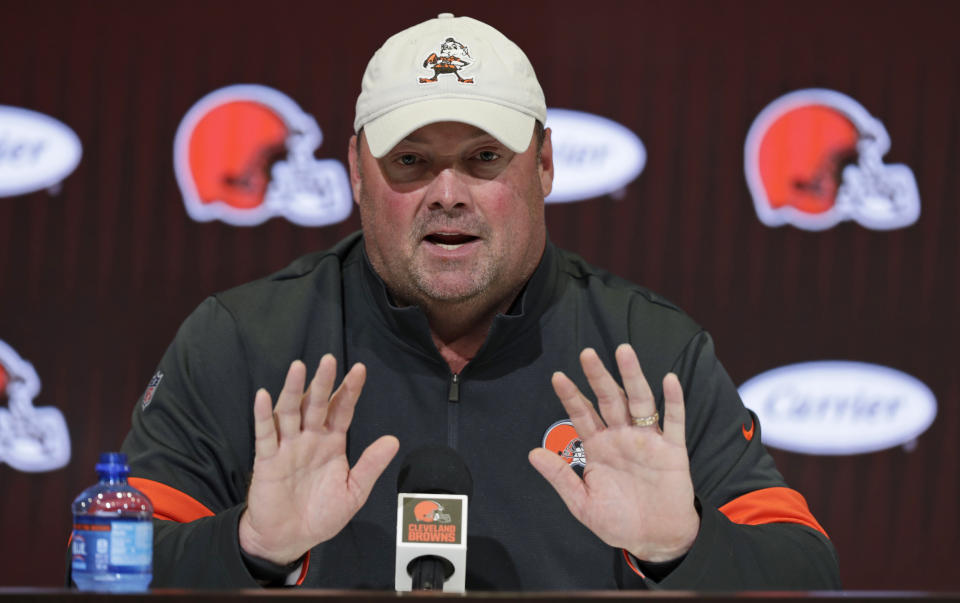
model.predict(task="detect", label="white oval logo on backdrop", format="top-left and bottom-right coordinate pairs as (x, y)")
top-left (0, 105), bottom-right (82, 197)
top-left (545, 108), bottom-right (646, 203)
top-left (739, 361), bottom-right (936, 455)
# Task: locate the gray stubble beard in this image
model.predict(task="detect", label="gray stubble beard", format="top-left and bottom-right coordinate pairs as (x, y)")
top-left (358, 183), bottom-right (500, 309)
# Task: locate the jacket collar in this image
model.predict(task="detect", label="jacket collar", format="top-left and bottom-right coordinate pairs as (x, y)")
top-left (354, 235), bottom-right (562, 368)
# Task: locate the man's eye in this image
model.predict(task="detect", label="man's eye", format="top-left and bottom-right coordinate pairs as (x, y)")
top-left (475, 150), bottom-right (500, 162)
top-left (397, 154), bottom-right (419, 166)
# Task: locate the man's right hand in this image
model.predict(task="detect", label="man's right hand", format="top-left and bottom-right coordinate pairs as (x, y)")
top-left (238, 355), bottom-right (399, 565)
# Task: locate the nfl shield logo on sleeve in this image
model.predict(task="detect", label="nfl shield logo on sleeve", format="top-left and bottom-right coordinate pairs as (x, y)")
top-left (141, 371), bottom-right (164, 411)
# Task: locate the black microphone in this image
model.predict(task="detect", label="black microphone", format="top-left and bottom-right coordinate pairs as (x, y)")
top-left (394, 445), bottom-right (472, 592)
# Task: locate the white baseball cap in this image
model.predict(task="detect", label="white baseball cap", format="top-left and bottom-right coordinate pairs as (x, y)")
top-left (354, 13), bottom-right (547, 158)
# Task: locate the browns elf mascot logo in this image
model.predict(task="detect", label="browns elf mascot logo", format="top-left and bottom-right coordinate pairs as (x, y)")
top-left (745, 88), bottom-right (920, 231)
top-left (419, 37), bottom-right (474, 84)
top-left (542, 419), bottom-right (586, 469)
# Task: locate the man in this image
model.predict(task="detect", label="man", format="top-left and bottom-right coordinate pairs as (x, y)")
top-left (120, 14), bottom-right (840, 590)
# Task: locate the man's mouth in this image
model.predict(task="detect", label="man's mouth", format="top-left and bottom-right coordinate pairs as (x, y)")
top-left (424, 232), bottom-right (479, 250)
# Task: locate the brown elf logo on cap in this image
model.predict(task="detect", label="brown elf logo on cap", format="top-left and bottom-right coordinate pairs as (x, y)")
top-left (419, 37), bottom-right (474, 84)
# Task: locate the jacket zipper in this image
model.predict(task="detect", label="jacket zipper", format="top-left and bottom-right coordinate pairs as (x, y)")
top-left (447, 373), bottom-right (460, 448)
top-left (448, 373), bottom-right (460, 402)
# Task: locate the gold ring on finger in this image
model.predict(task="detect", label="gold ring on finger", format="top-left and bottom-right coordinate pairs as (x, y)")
top-left (631, 411), bottom-right (659, 427)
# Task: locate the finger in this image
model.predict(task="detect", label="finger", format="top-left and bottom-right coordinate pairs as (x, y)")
top-left (551, 371), bottom-right (604, 438)
top-left (252, 388), bottom-right (279, 460)
top-left (274, 360), bottom-right (307, 438)
top-left (615, 344), bottom-right (658, 426)
top-left (528, 448), bottom-right (588, 522)
top-left (326, 362), bottom-right (367, 433)
top-left (303, 354), bottom-right (337, 432)
top-left (662, 373), bottom-right (687, 447)
top-left (580, 348), bottom-right (630, 427)
top-left (347, 435), bottom-right (400, 500)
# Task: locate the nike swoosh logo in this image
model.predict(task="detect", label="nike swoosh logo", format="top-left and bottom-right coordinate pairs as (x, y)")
top-left (742, 420), bottom-right (755, 442)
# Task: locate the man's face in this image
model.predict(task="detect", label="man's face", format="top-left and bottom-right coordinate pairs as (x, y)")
top-left (349, 121), bottom-right (553, 312)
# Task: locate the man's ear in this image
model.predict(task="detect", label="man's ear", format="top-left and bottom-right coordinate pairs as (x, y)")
top-left (538, 127), bottom-right (554, 199)
top-left (348, 134), bottom-right (362, 203)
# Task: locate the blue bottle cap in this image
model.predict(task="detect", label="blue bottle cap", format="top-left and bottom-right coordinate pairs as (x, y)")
top-left (95, 452), bottom-right (130, 475)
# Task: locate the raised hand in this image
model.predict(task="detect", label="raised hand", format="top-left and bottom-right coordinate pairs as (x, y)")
top-left (238, 355), bottom-right (399, 565)
top-left (528, 344), bottom-right (699, 563)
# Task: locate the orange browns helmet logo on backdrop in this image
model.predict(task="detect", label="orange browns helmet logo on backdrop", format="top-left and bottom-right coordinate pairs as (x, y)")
top-left (174, 84), bottom-right (352, 227)
top-left (0, 339), bottom-right (70, 472)
top-left (745, 89), bottom-right (920, 231)
top-left (542, 419), bottom-right (586, 468)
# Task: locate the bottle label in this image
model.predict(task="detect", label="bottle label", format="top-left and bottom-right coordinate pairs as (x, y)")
top-left (72, 517), bottom-right (152, 575)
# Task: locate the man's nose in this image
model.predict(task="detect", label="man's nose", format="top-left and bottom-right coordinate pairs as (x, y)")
top-left (426, 167), bottom-right (471, 211)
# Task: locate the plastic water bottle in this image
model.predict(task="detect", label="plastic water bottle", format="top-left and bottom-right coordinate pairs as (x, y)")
top-left (71, 452), bottom-right (153, 592)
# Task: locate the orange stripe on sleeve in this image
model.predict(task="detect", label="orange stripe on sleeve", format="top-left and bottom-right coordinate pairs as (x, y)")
top-left (719, 486), bottom-right (828, 538)
top-left (128, 477), bottom-right (215, 523)
top-left (129, 478), bottom-right (314, 585)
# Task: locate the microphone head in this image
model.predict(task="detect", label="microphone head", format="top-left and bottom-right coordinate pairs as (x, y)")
top-left (396, 445), bottom-right (474, 497)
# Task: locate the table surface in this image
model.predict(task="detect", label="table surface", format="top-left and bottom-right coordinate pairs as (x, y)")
top-left (2, 589), bottom-right (959, 602)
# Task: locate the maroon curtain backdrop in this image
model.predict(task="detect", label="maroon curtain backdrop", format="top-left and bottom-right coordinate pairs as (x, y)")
top-left (0, 0), bottom-right (957, 590)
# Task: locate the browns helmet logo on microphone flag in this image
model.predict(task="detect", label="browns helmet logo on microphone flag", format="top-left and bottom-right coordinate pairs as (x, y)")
top-left (402, 496), bottom-right (462, 544)
top-left (414, 500), bottom-right (452, 523)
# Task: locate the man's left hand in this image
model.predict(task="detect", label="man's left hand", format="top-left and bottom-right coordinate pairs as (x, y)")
top-left (528, 344), bottom-right (700, 563)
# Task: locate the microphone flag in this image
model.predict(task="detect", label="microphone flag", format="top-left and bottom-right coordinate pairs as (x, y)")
top-left (395, 493), bottom-right (468, 592)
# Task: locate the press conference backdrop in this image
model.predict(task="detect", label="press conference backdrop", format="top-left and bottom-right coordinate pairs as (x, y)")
top-left (1, 0), bottom-right (957, 590)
